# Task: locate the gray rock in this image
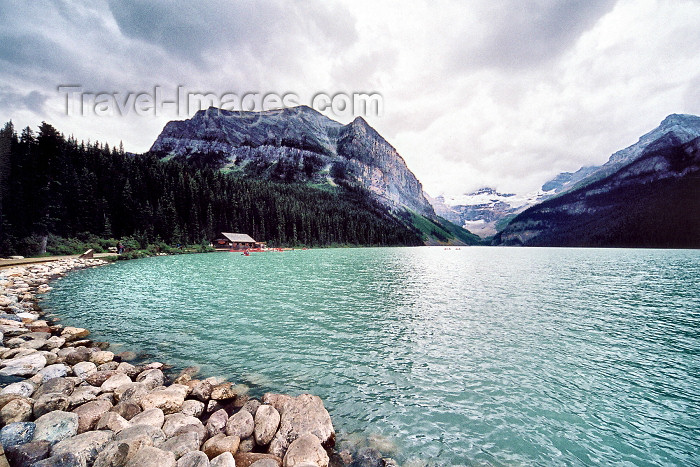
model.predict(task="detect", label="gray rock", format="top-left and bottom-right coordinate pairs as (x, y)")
top-left (254, 405), bottom-right (280, 446)
top-left (110, 401), bottom-right (142, 421)
top-left (139, 387), bottom-right (185, 414)
top-left (72, 399), bottom-right (112, 433)
top-left (0, 397), bottom-right (33, 424)
top-left (172, 421), bottom-right (208, 444)
top-left (226, 409), bottom-right (254, 439)
top-left (180, 399), bottom-right (205, 418)
top-left (34, 377), bottom-right (75, 399)
top-left (33, 411), bottom-right (79, 446)
top-left (202, 433), bottom-right (240, 460)
top-left (210, 451), bottom-right (235, 467)
top-left (101, 373), bottom-right (132, 393)
top-left (114, 382), bottom-right (148, 404)
top-left (20, 339), bottom-right (47, 350)
top-left (243, 399), bottom-right (261, 417)
top-left (96, 412), bottom-right (131, 433)
top-left (68, 385), bottom-right (100, 409)
top-left (61, 347), bottom-right (92, 366)
top-left (33, 393), bottom-right (70, 418)
top-left (124, 446), bottom-right (176, 467)
top-left (249, 459), bottom-right (280, 467)
top-left (51, 430), bottom-right (113, 465)
top-left (160, 431), bottom-right (201, 459)
top-left (71, 362), bottom-right (97, 380)
top-left (238, 436), bottom-right (255, 453)
top-left (114, 424), bottom-right (166, 447)
top-left (206, 409), bottom-right (228, 437)
top-left (163, 414), bottom-right (203, 438)
top-left (135, 369), bottom-right (164, 390)
top-left (84, 370), bottom-right (116, 387)
top-left (97, 361), bottom-right (120, 371)
top-left (90, 351), bottom-right (114, 365)
top-left (267, 394), bottom-right (334, 458)
top-left (210, 383), bottom-right (236, 401)
top-left (37, 364), bottom-right (71, 382)
top-left (60, 327), bottom-right (89, 342)
top-left (31, 452), bottom-right (82, 467)
top-left (0, 421), bottom-right (35, 448)
top-left (0, 353), bottom-right (46, 376)
top-left (177, 450), bottom-right (210, 467)
top-left (282, 432), bottom-right (329, 467)
top-left (115, 362), bottom-right (139, 378)
top-left (5, 440), bottom-right (50, 466)
top-left (129, 407), bottom-right (164, 429)
top-left (45, 336), bottom-right (66, 350)
top-left (190, 380), bottom-right (213, 403)
top-left (92, 439), bottom-right (149, 467)
top-left (0, 381), bottom-right (35, 398)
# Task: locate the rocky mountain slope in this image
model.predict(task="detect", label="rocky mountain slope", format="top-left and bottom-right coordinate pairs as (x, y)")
top-left (493, 136), bottom-right (700, 247)
top-left (150, 106), bottom-right (436, 219)
top-left (431, 114), bottom-right (700, 238)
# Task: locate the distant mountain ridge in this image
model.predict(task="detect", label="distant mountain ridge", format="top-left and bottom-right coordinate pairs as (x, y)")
top-left (494, 135), bottom-right (700, 247)
top-left (150, 106), bottom-right (436, 219)
top-left (431, 114), bottom-right (700, 238)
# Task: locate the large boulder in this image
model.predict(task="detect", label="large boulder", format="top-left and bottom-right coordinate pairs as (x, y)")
top-left (85, 370), bottom-right (117, 387)
top-left (205, 409), bottom-right (228, 437)
top-left (234, 452), bottom-right (282, 467)
top-left (60, 327), bottom-right (89, 342)
top-left (282, 433), bottom-right (329, 467)
top-left (254, 405), bottom-right (280, 446)
top-left (50, 429), bottom-right (114, 465)
top-left (110, 401), bottom-right (142, 421)
top-left (125, 446), bottom-right (176, 467)
top-left (135, 369), bottom-right (165, 390)
top-left (0, 421), bottom-right (36, 448)
top-left (72, 399), bottom-right (113, 433)
top-left (202, 433), bottom-right (240, 460)
top-left (114, 424), bottom-right (166, 447)
top-left (34, 377), bottom-right (75, 399)
top-left (177, 450), bottom-right (210, 467)
top-left (210, 383), bottom-right (236, 401)
top-left (96, 411), bottom-right (131, 433)
top-left (5, 440), bottom-right (51, 466)
top-left (140, 387), bottom-right (185, 414)
top-left (72, 361), bottom-right (97, 380)
top-left (37, 364), bottom-right (71, 382)
top-left (31, 452), bottom-right (82, 467)
top-left (129, 407), bottom-right (165, 429)
top-left (181, 400), bottom-right (205, 418)
top-left (33, 393), bottom-right (70, 418)
top-left (68, 385), bottom-right (100, 408)
top-left (160, 431), bottom-right (201, 459)
top-left (32, 411), bottom-right (79, 445)
top-left (210, 451), bottom-right (236, 467)
top-left (267, 395), bottom-right (334, 458)
top-left (101, 373), bottom-right (132, 393)
top-left (115, 383), bottom-right (149, 405)
top-left (0, 381), bottom-right (35, 398)
top-left (225, 410), bottom-right (254, 439)
top-left (90, 351), bottom-right (115, 365)
top-left (163, 414), bottom-right (203, 438)
top-left (0, 353), bottom-right (46, 376)
top-left (0, 397), bottom-right (33, 424)
top-left (190, 380), bottom-right (213, 402)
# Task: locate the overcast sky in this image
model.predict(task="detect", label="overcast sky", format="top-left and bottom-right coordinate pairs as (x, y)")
top-left (1, 0), bottom-right (699, 198)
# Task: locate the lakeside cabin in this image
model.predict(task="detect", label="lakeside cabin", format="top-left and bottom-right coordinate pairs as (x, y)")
top-left (213, 232), bottom-right (266, 251)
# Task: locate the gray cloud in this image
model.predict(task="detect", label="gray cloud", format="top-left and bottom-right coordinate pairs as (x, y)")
top-left (0, 88), bottom-right (49, 114)
top-left (450, 0), bottom-right (617, 70)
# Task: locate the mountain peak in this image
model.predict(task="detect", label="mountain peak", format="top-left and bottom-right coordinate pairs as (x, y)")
top-left (659, 113), bottom-right (700, 128)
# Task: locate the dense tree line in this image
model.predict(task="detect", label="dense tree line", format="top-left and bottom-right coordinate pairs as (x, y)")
top-left (0, 121), bottom-right (422, 256)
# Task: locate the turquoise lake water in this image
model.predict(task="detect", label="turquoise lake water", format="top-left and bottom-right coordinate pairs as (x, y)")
top-left (43, 247), bottom-right (700, 465)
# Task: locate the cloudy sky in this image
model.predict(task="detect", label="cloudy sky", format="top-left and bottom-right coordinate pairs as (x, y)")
top-left (1, 0), bottom-right (699, 198)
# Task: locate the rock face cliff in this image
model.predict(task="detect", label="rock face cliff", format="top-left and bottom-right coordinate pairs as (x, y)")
top-left (150, 106), bottom-right (436, 218)
top-left (494, 135), bottom-right (700, 247)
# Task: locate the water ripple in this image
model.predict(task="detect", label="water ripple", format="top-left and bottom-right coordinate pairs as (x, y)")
top-left (43, 247), bottom-right (700, 466)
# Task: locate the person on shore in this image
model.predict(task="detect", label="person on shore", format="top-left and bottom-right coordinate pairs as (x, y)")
top-left (117, 241), bottom-right (124, 254)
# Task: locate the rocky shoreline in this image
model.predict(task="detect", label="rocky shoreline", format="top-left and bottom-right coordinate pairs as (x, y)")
top-left (0, 259), bottom-right (397, 467)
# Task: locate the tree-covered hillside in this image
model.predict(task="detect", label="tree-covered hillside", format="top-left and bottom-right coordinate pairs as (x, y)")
top-left (0, 121), bottom-right (424, 256)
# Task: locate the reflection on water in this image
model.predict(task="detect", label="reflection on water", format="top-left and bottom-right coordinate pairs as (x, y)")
top-left (44, 247), bottom-right (700, 466)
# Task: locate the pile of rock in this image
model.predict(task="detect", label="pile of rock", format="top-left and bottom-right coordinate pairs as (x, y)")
top-left (0, 259), bottom-right (395, 467)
